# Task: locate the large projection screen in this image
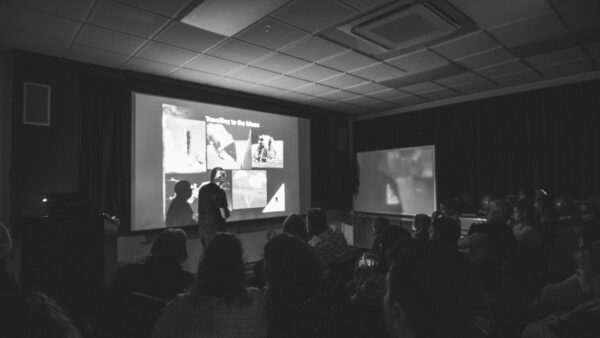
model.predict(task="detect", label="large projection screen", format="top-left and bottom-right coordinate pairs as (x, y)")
top-left (132, 93), bottom-right (311, 231)
top-left (354, 145), bottom-right (436, 216)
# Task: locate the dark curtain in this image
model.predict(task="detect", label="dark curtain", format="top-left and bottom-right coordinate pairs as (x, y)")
top-left (79, 75), bottom-right (130, 229)
top-left (354, 79), bottom-right (600, 199)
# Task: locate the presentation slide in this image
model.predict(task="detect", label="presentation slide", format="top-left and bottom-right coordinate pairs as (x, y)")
top-left (354, 145), bottom-right (436, 216)
top-left (132, 93), bottom-right (311, 231)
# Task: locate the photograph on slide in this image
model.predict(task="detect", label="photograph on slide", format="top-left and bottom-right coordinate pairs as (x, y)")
top-left (206, 123), bottom-right (252, 170)
top-left (251, 133), bottom-right (283, 168)
top-left (231, 170), bottom-right (267, 210)
top-left (162, 104), bottom-right (206, 174)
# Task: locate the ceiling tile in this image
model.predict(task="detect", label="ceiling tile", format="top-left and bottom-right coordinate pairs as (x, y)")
top-left (77, 24), bottom-right (146, 55)
top-left (273, 0), bottom-right (358, 33)
top-left (319, 50), bottom-right (378, 72)
top-left (548, 0), bottom-right (588, 8)
top-left (453, 0), bottom-right (554, 29)
top-left (387, 94), bottom-right (427, 106)
top-left (558, 1), bottom-right (600, 30)
top-left (453, 79), bottom-right (497, 94)
top-left (318, 90), bottom-right (359, 101)
top-left (293, 83), bottom-right (336, 96)
top-left (250, 53), bottom-right (311, 73)
top-left (455, 46), bottom-right (514, 69)
top-left (282, 36), bottom-right (347, 62)
top-left (263, 76), bottom-right (311, 90)
top-left (170, 68), bottom-right (219, 83)
top-left (366, 88), bottom-right (410, 101)
top-left (5, 3), bottom-right (81, 41)
top-left (386, 49), bottom-right (449, 72)
top-left (154, 22), bottom-right (226, 53)
top-left (7, 0), bottom-right (95, 21)
top-left (476, 59), bottom-right (530, 78)
top-left (288, 64), bottom-right (341, 82)
top-left (489, 13), bottom-right (568, 47)
top-left (399, 82), bottom-right (445, 94)
top-left (124, 58), bottom-right (178, 76)
top-left (237, 17), bottom-right (308, 50)
top-left (66, 44), bottom-right (129, 67)
top-left (418, 88), bottom-right (458, 100)
top-left (211, 76), bottom-right (256, 91)
top-left (228, 66), bottom-right (280, 83)
top-left (342, 95), bottom-right (379, 106)
top-left (0, 28), bottom-right (70, 57)
top-left (89, 0), bottom-right (168, 38)
top-left (526, 47), bottom-right (587, 68)
top-left (431, 30), bottom-right (499, 60)
top-left (186, 55), bottom-right (244, 74)
top-left (117, 0), bottom-right (192, 18)
top-left (345, 82), bottom-right (390, 95)
top-left (305, 96), bottom-right (336, 107)
top-left (136, 41), bottom-right (198, 66)
top-left (537, 58), bottom-right (594, 78)
top-left (350, 62), bottom-right (406, 81)
top-left (435, 72), bottom-right (485, 87)
top-left (339, 0), bottom-right (392, 11)
top-left (491, 69), bottom-right (542, 86)
top-left (319, 73), bottom-right (367, 88)
top-left (327, 101), bottom-right (365, 113)
top-left (207, 39), bottom-right (272, 64)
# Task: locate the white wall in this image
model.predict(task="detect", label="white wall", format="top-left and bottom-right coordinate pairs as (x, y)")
top-left (0, 52), bottom-right (12, 225)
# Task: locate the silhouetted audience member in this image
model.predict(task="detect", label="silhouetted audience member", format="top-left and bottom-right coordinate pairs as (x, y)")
top-left (431, 217), bottom-right (462, 249)
top-left (0, 289), bottom-right (82, 338)
top-left (307, 208), bottom-right (352, 266)
top-left (383, 238), bottom-right (483, 338)
top-left (459, 199), bottom-right (518, 293)
top-left (165, 180), bottom-right (194, 227)
top-left (153, 233), bottom-right (267, 338)
top-left (432, 197), bottom-right (460, 221)
top-left (265, 234), bottom-right (350, 338)
top-left (523, 221), bottom-right (600, 338)
top-left (351, 224), bottom-right (411, 338)
top-left (412, 214), bottom-right (431, 240)
top-left (478, 193), bottom-right (496, 217)
top-left (105, 228), bottom-right (193, 338)
top-left (547, 195), bottom-right (580, 281)
top-left (282, 213), bottom-right (307, 241)
top-left (511, 203), bottom-right (542, 250)
top-left (459, 193), bottom-right (480, 215)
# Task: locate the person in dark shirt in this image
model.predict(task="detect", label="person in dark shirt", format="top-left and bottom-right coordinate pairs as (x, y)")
top-left (165, 180), bottom-right (194, 227)
top-left (197, 167), bottom-right (230, 246)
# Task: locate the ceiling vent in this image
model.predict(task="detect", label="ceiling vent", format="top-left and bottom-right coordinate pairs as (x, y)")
top-left (350, 3), bottom-right (458, 51)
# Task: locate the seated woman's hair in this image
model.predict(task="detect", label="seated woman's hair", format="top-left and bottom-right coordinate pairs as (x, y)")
top-left (372, 216), bottom-right (391, 236)
top-left (151, 228), bottom-right (188, 263)
top-left (306, 208), bottom-right (328, 234)
top-left (264, 234), bottom-right (324, 302)
top-left (282, 213), bottom-right (307, 241)
top-left (372, 226), bottom-right (411, 272)
top-left (386, 238), bottom-right (475, 338)
top-left (196, 233), bottom-right (248, 306)
top-left (431, 217), bottom-right (461, 247)
top-left (0, 289), bottom-right (82, 338)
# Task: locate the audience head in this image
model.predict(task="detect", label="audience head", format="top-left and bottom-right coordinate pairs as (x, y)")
top-left (554, 195), bottom-right (576, 218)
top-left (0, 289), bottom-right (82, 338)
top-left (534, 194), bottom-right (556, 221)
top-left (150, 228), bottom-right (188, 264)
top-left (458, 193), bottom-right (479, 214)
top-left (306, 208), bottom-right (328, 237)
top-left (210, 167), bottom-right (226, 185)
top-left (439, 198), bottom-right (459, 218)
top-left (517, 187), bottom-right (533, 204)
top-left (486, 199), bottom-right (512, 224)
top-left (282, 213), bottom-right (307, 241)
top-left (264, 234), bottom-right (324, 301)
top-left (578, 199), bottom-right (596, 222)
top-left (411, 214), bottom-right (431, 239)
top-left (373, 226), bottom-right (411, 273)
top-left (431, 217), bottom-right (461, 248)
top-left (372, 216), bottom-right (391, 237)
top-left (196, 233), bottom-right (247, 306)
top-left (511, 203), bottom-right (536, 225)
top-left (173, 180), bottom-right (192, 200)
top-left (384, 238), bottom-right (474, 338)
top-left (480, 193), bottom-right (496, 213)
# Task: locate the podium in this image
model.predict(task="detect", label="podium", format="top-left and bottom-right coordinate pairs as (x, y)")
top-left (19, 215), bottom-right (118, 319)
